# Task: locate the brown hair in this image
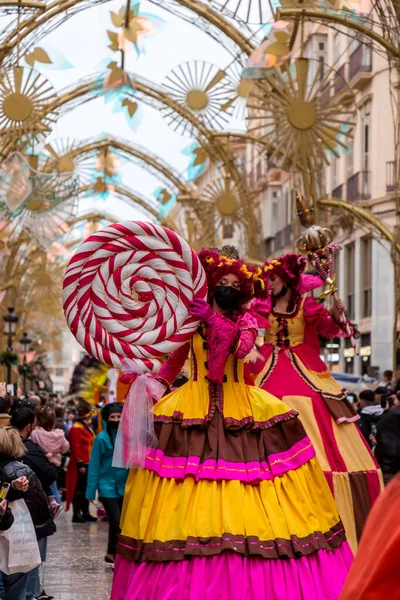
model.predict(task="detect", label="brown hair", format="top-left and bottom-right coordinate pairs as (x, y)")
top-left (34, 406), bottom-right (56, 432)
top-left (0, 427), bottom-right (25, 458)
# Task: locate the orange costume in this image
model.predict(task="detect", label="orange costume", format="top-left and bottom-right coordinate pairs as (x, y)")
top-left (66, 419), bottom-right (95, 514)
top-left (340, 474), bottom-right (400, 599)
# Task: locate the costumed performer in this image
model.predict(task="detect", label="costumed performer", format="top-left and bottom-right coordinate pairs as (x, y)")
top-left (86, 402), bottom-right (128, 563)
top-left (66, 398), bottom-right (97, 523)
top-left (111, 246), bottom-right (352, 600)
top-left (247, 253), bottom-right (383, 552)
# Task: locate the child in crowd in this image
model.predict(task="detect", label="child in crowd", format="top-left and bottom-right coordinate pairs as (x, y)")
top-left (30, 405), bottom-right (70, 517)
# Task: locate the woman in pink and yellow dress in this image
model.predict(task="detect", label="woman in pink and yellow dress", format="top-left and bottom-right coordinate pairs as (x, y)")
top-left (248, 254), bottom-right (383, 552)
top-left (111, 247), bottom-right (352, 600)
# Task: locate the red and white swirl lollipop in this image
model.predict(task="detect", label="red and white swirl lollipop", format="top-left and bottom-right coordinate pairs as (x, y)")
top-left (63, 221), bottom-right (207, 371)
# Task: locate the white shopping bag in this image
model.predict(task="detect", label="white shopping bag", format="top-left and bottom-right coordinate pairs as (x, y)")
top-left (0, 499), bottom-right (41, 574)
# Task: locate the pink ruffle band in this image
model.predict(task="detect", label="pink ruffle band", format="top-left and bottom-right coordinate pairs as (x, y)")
top-left (111, 543), bottom-right (353, 600)
top-left (144, 437), bottom-right (316, 483)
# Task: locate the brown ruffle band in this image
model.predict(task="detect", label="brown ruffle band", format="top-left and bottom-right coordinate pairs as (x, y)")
top-left (154, 410), bottom-right (307, 466)
top-left (117, 521), bottom-right (346, 563)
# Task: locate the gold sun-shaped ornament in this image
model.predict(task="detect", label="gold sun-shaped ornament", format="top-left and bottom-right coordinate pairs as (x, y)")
top-left (19, 195), bottom-right (79, 250)
top-left (247, 57), bottom-right (356, 172)
top-left (220, 62), bottom-right (255, 121)
top-left (162, 60), bottom-right (234, 137)
top-left (0, 66), bottom-right (57, 153)
top-left (43, 139), bottom-right (93, 187)
top-left (201, 177), bottom-right (244, 240)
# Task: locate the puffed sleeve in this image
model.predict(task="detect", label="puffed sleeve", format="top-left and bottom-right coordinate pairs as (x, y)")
top-left (303, 296), bottom-right (349, 338)
top-left (156, 342), bottom-right (190, 388)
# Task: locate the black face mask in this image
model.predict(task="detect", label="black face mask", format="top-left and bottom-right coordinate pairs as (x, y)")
top-left (272, 285), bottom-right (288, 298)
top-left (213, 285), bottom-right (241, 311)
top-left (108, 420), bottom-right (120, 432)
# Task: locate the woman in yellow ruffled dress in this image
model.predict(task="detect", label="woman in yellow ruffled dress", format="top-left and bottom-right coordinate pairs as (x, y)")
top-left (111, 248), bottom-right (352, 600)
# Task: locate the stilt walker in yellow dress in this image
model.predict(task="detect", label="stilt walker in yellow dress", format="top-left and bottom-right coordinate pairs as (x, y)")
top-left (111, 246), bottom-right (352, 600)
top-left (248, 253), bottom-right (384, 553)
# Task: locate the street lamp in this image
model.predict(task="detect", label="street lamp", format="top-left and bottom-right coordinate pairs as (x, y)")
top-left (2, 307), bottom-right (18, 385)
top-left (19, 332), bottom-right (32, 392)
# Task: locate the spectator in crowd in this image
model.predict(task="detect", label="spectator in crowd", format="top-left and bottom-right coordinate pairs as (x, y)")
top-left (374, 392), bottom-right (400, 485)
top-left (66, 399), bottom-right (96, 523)
top-left (11, 408), bottom-right (58, 491)
top-left (383, 370), bottom-right (393, 394)
top-left (30, 406), bottom-right (69, 517)
top-left (358, 389), bottom-right (384, 448)
top-left (0, 384), bottom-right (11, 429)
top-left (86, 403), bottom-right (127, 563)
top-left (0, 427), bottom-right (51, 600)
top-left (11, 407), bottom-right (58, 600)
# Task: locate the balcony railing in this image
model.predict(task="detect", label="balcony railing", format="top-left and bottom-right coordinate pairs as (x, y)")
top-left (349, 44), bottom-right (373, 81)
top-left (332, 184), bottom-right (343, 199)
top-left (334, 63), bottom-right (347, 94)
top-left (346, 171), bottom-right (371, 202)
top-left (386, 161), bottom-right (397, 193)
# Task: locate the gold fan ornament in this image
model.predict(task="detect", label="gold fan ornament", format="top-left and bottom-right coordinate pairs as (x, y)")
top-left (162, 61), bottom-right (234, 137)
top-left (247, 57), bottom-right (356, 172)
top-left (0, 66), bottom-right (57, 153)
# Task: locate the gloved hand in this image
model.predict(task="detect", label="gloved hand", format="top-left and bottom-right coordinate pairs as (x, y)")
top-left (189, 298), bottom-right (216, 325)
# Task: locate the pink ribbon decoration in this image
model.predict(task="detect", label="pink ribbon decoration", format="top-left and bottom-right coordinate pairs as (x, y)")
top-left (113, 359), bottom-right (165, 469)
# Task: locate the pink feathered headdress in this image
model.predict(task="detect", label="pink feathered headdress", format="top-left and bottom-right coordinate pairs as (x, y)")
top-left (263, 254), bottom-right (307, 288)
top-left (198, 247), bottom-right (263, 304)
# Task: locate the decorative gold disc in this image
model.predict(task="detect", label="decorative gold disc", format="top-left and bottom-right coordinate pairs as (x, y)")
top-left (287, 99), bottom-right (317, 130)
top-left (236, 79), bottom-right (253, 98)
top-left (216, 191), bottom-right (238, 216)
top-left (186, 89), bottom-right (209, 110)
top-left (2, 93), bottom-right (33, 121)
top-left (57, 155), bottom-right (74, 173)
top-left (26, 199), bottom-right (46, 212)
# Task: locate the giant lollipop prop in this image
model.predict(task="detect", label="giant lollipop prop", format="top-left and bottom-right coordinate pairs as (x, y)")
top-left (63, 221), bottom-right (208, 372)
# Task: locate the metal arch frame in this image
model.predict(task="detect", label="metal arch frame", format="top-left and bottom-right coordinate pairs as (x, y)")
top-left (43, 71), bottom-right (260, 256)
top-left (0, 0), bottom-right (256, 67)
top-left (318, 197), bottom-right (400, 252)
top-left (57, 134), bottom-right (195, 198)
top-left (277, 7), bottom-right (399, 59)
top-left (78, 183), bottom-right (163, 221)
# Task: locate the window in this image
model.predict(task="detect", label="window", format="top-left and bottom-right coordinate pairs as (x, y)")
top-left (306, 34), bottom-right (328, 82)
top-left (285, 189), bottom-right (291, 226)
top-left (361, 236), bottom-right (372, 317)
top-left (271, 201), bottom-right (278, 234)
top-left (360, 333), bottom-right (371, 375)
top-left (361, 103), bottom-right (371, 197)
top-left (222, 219), bottom-right (234, 239)
top-left (332, 156), bottom-right (339, 190)
top-left (345, 243), bottom-right (355, 320)
top-left (333, 33), bottom-right (341, 67)
top-left (346, 137), bottom-right (354, 179)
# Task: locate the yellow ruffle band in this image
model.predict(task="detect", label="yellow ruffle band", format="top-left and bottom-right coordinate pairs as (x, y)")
top-left (120, 457), bottom-right (340, 545)
top-left (153, 380), bottom-right (293, 427)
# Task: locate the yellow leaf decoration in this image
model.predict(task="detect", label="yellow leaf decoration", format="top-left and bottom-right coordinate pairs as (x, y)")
top-left (121, 98), bottom-right (138, 118)
top-left (158, 189), bottom-right (172, 205)
top-left (193, 147), bottom-right (207, 167)
top-left (33, 48), bottom-right (52, 64)
top-left (123, 20), bottom-right (144, 44)
top-left (107, 30), bottom-right (120, 52)
top-left (24, 47), bottom-right (52, 68)
top-left (110, 9), bottom-right (124, 27)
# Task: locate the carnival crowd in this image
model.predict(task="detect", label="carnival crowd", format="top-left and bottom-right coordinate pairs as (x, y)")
top-left (0, 252), bottom-right (399, 599)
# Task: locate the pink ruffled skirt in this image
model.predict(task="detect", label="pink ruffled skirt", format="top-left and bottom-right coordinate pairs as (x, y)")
top-left (111, 544), bottom-right (353, 600)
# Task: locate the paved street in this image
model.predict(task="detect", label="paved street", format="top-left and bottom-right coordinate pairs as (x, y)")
top-left (44, 511), bottom-right (113, 600)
